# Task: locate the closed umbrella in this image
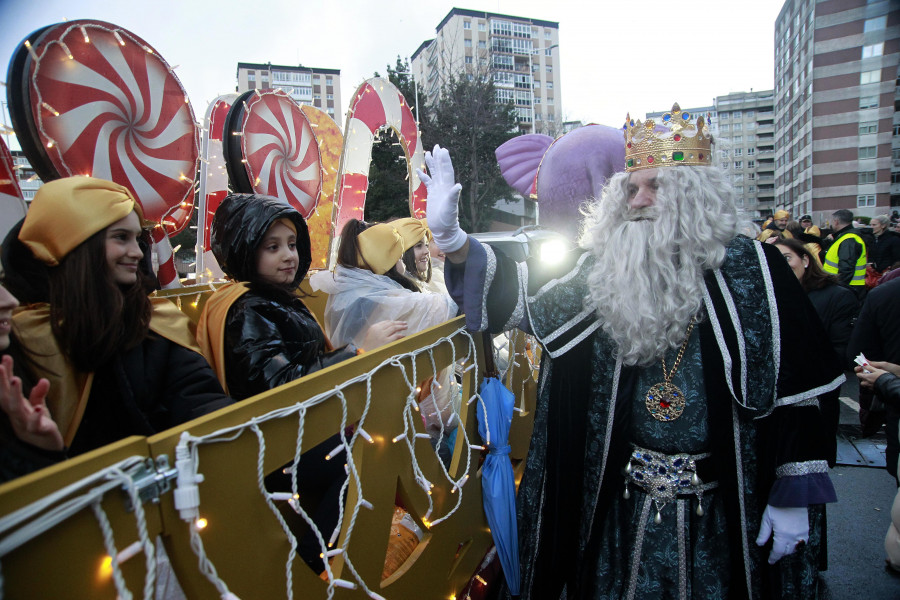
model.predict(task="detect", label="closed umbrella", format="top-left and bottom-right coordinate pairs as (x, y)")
top-left (476, 375), bottom-right (520, 595)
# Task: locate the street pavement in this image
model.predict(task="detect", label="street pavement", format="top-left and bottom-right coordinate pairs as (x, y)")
top-left (819, 373), bottom-right (900, 599)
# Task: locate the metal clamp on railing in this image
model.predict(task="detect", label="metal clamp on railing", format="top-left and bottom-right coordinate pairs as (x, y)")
top-left (123, 455), bottom-right (178, 512)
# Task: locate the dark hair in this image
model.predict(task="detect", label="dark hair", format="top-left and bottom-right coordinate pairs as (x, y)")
top-left (785, 220), bottom-right (802, 236)
top-left (832, 209), bottom-right (853, 227)
top-left (47, 228), bottom-right (153, 372)
top-left (773, 237), bottom-right (838, 293)
top-left (337, 219), bottom-right (420, 293)
top-left (402, 241), bottom-right (432, 285)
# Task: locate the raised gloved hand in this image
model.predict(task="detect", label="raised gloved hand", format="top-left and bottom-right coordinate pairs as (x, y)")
top-left (417, 144), bottom-right (466, 253)
top-left (755, 505), bottom-right (809, 564)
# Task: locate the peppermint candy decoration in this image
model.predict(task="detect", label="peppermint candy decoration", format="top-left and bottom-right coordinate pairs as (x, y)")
top-left (8, 20), bottom-right (199, 235)
top-left (223, 89), bottom-right (321, 218)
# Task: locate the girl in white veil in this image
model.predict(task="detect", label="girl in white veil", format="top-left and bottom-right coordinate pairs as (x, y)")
top-left (310, 219), bottom-right (459, 457)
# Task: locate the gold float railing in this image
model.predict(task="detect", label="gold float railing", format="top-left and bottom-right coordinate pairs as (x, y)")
top-left (0, 282), bottom-right (538, 600)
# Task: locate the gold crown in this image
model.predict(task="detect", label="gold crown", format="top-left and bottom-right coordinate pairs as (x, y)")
top-left (624, 103), bottom-right (712, 172)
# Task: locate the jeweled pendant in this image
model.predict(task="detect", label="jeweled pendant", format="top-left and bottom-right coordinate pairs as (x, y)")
top-left (696, 503), bottom-right (704, 517)
top-left (654, 511), bottom-right (662, 524)
top-left (645, 382), bottom-right (687, 422)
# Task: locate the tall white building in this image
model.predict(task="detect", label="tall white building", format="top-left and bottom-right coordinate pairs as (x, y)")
top-left (236, 62), bottom-right (342, 121)
top-left (411, 8), bottom-right (561, 134)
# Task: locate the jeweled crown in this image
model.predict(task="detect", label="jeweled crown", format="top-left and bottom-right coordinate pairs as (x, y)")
top-left (623, 103), bottom-right (712, 172)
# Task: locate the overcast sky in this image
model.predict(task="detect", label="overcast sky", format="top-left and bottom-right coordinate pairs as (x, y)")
top-left (1, 0), bottom-right (787, 144)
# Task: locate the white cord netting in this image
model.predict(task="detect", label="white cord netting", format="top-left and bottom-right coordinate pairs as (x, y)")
top-left (175, 324), bottom-right (490, 600)
top-left (0, 324), bottom-right (519, 600)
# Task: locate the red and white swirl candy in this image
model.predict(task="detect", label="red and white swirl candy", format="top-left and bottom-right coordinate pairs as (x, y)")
top-left (24, 20), bottom-right (199, 235)
top-left (236, 89), bottom-right (322, 218)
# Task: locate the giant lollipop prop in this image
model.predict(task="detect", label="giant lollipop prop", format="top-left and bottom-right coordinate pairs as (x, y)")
top-left (6, 19), bottom-right (200, 287)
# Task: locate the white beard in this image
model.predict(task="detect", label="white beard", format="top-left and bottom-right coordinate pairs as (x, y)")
top-left (582, 168), bottom-right (738, 367)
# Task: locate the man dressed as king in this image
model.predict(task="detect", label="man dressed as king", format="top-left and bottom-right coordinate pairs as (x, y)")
top-left (419, 104), bottom-right (844, 599)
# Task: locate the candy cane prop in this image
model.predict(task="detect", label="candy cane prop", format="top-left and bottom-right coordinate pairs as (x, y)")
top-left (223, 89), bottom-right (322, 217)
top-left (195, 94), bottom-right (236, 282)
top-left (0, 136), bottom-right (27, 243)
top-left (330, 77), bottom-right (425, 266)
top-left (6, 20), bottom-right (199, 286)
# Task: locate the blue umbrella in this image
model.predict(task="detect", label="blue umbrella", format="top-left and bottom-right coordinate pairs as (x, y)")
top-left (476, 375), bottom-right (520, 595)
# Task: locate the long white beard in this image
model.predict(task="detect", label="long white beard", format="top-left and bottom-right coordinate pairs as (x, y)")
top-left (582, 169), bottom-right (737, 367)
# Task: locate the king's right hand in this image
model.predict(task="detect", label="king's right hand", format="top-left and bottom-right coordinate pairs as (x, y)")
top-left (418, 145), bottom-right (466, 253)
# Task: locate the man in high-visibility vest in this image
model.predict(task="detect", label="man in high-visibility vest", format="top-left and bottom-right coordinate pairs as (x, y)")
top-left (824, 208), bottom-right (867, 302)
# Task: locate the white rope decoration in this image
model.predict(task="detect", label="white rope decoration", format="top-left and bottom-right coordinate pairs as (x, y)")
top-left (173, 325), bottom-right (488, 599)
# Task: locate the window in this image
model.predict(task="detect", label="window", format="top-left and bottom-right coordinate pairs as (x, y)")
top-left (547, 97), bottom-right (554, 105)
top-left (545, 30), bottom-right (551, 39)
top-left (720, 112), bottom-right (729, 120)
top-left (735, 186), bottom-right (744, 193)
top-left (860, 70), bottom-right (881, 85)
top-left (746, 110), bottom-right (755, 118)
top-left (748, 160), bottom-right (756, 168)
top-left (734, 111), bottom-right (742, 118)
top-left (478, 22), bottom-right (486, 31)
top-left (734, 148), bottom-right (742, 156)
top-left (533, 97), bottom-right (540, 104)
top-left (480, 58), bottom-right (488, 66)
top-left (859, 146), bottom-right (877, 159)
top-left (546, 81), bottom-right (553, 89)
top-left (749, 185), bottom-right (756, 193)
top-left (857, 194), bottom-right (876, 207)
top-left (894, 123), bottom-right (900, 136)
top-left (533, 79), bottom-right (541, 88)
top-left (546, 65), bottom-right (552, 73)
top-left (747, 122), bottom-right (757, 130)
top-left (859, 121), bottom-right (878, 134)
top-left (721, 124), bottom-right (730, 132)
top-left (465, 39), bottom-right (472, 47)
top-left (893, 148), bottom-right (900, 160)
top-left (531, 63), bottom-right (539, 72)
top-left (860, 95), bottom-right (879, 109)
top-left (858, 171), bottom-right (877, 184)
top-left (247, 72), bottom-right (255, 81)
top-left (478, 40), bottom-right (486, 48)
top-left (463, 20), bottom-right (471, 29)
top-left (733, 123), bottom-right (742, 132)
top-left (734, 161), bottom-right (743, 169)
top-left (864, 16), bottom-right (886, 32)
top-left (326, 93), bottom-right (333, 100)
top-left (734, 136), bottom-right (742, 143)
top-left (863, 43), bottom-right (884, 58)
top-left (545, 48), bottom-right (552, 56)
top-left (893, 172), bottom-right (900, 184)
top-left (747, 147), bottom-right (756, 155)
top-left (326, 77), bottom-right (333, 86)
top-left (465, 56), bottom-right (473, 64)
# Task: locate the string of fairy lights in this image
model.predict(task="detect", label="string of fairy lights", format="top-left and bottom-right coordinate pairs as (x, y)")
top-left (0, 324), bottom-right (491, 600)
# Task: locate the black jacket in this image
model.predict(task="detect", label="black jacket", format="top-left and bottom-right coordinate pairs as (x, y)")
top-left (869, 231), bottom-right (900, 273)
top-left (223, 287), bottom-right (356, 400)
top-left (848, 278), bottom-right (900, 366)
top-left (807, 283), bottom-right (858, 369)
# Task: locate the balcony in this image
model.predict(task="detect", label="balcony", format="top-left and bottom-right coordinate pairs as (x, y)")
top-left (757, 124), bottom-right (774, 135)
top-left (757, 188), bottom-right (775, 198)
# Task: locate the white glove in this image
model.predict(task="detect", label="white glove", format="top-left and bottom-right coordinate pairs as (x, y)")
top-left (755, 505), bottom-right (809, 564)
top-left (417, 144), bottom-right (466, 253)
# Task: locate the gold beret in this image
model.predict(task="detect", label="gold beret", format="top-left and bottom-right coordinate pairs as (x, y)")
top-left (392, 217), bottom-right (432, 252)
top-left (773, 210), bottom-right (790, 220)
top-left (19, 177), bottom-right (143, 266)
top-left (357, 223), bottom-right (404, 275)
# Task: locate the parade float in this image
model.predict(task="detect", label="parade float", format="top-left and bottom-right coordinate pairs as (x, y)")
top-left (0, 19), bottom-right (541, 600)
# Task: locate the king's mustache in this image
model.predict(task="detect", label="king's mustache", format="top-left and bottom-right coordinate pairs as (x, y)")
top-left (623, 208), bottom-right (659, 222)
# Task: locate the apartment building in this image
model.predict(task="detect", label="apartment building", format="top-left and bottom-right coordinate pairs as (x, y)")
top-left (411, 8), bottom-right (561, 134)
top-left (236, 62), bottom-right (342, 121)
top-left (774, 0), bottom-right (898, 225)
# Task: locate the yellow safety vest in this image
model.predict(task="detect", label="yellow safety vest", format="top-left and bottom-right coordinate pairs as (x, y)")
top-left (823, 232), bottom-right (867, 286)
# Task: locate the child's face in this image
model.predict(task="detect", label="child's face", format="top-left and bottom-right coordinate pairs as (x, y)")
top-left (255, 221), bottom-right (299, 286)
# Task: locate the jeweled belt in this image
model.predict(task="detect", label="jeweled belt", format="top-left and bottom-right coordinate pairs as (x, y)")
top-left (623, 445), bottom-right (718, 522)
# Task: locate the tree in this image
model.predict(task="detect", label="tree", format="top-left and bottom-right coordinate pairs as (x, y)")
top-left (364, 57), bottom-right (431, 222)
top-left (424, 71), bottom-right (519, 233)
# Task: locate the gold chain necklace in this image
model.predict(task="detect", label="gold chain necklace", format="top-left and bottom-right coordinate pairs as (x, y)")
top-left (645, 318), bottom-right (696, 422)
